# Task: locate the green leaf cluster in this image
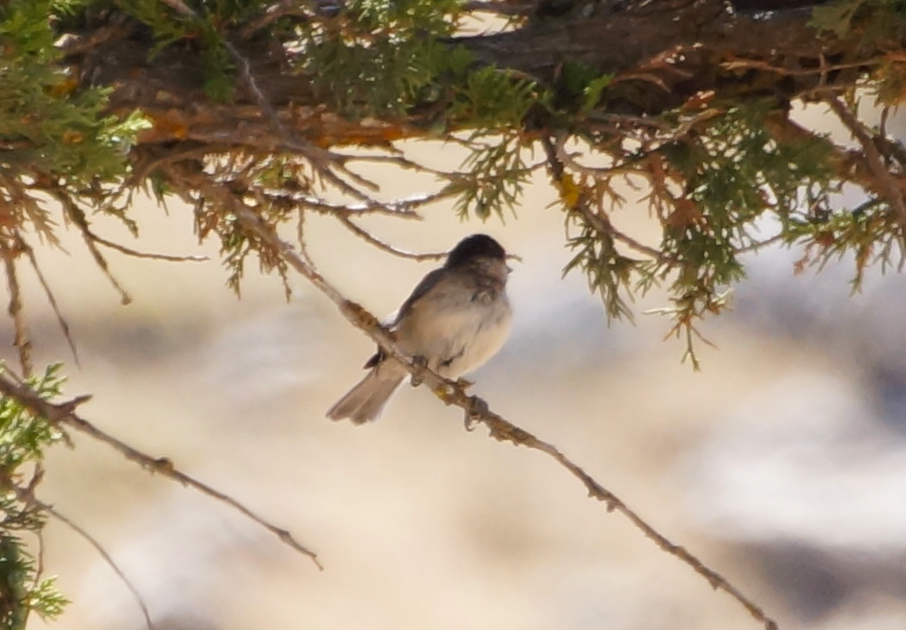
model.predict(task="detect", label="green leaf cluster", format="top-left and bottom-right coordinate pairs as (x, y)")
top-left (554, 101), bottom-right (842, 363)
top-left (448, 135), bottom-right (532, 220)
top-left (553, 60), bottom-right (613, 117)
top-left (115, 0), bottom-right (274, 100)
top-left (656, 103), bottom-right (833, 300)
top-left (811, 0), bottom-right (906, 41)
top-left (564, 217), bottom-right (646, 321)
top-left (0, 364), bottom-right (70, 630)
top-left (446, 65), bottom-right (540, 129)
top-left (785, 197), bottom-right (903, 289)
top-left (0, 0), bottom-right (148, 185)
top-left (303, 0), bottom-right (463, 115)
top-left (811, 0), bottom-right (906, 103)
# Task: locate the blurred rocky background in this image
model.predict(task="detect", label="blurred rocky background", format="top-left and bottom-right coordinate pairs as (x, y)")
top-left (12, 132), bottom-right (906, 630)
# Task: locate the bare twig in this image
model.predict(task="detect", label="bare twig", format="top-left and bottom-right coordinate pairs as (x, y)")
top-left (295, 191), bottom-right (445, 217)
top-left (75, 233), bottom-right (132, 305)
top-left (736, 232), bottom-right (785, 254)
top-left (340, 152), bottom-right (459, 180)
top-left (337, 216), bottom-right (447, 261)
top-left (153, 0), bottom-right (391, 206)
top-left (89, 233), bottom-right (209, 263)
top-left (0, 235), bottom-right (33, 375)
top-left (826, 96), bottom-right (906, 237)
top-left (18, 235), bottom-right (80, 367)
top-left (25, 463), bottom-right (48, 630)
top-left (27, 493), bottom-right (155, 630)
top-left (47, 189), bottom-right (133, 305)
top-left (0, 373), bottom-right (323, 571)
top-left (229, 196), bottom-right (779, 630)
top-left (542, 135), bottom-right (669, 262)
top-left (720, 57), bottom-right (881, 77)
top-left (296, 210), bottom-right (315, 266)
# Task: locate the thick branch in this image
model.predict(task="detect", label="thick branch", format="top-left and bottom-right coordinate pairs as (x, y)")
top-left (68, 1), bottom-right (879, 148)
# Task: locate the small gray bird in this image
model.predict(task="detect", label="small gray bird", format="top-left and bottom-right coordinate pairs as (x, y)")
top-left (327, 234), bottom-right (513, 424)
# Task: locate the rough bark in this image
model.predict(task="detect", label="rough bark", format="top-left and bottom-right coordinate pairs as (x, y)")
top-left (64, 0), bottom-right (876, 150)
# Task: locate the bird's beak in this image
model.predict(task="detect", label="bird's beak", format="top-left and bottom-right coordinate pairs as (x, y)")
top-left (505, 253), bottom-right (522, 273)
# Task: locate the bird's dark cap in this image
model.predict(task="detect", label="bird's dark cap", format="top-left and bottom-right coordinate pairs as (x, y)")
top-left (445, 234), bottom-right (506, 268)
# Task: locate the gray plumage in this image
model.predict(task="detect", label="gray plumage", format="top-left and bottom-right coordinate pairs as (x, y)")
top-left (326, 234), bottom-right (512, 424)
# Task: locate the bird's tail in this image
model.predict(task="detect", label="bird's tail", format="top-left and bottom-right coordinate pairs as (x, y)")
top-left (326, 369), bottom-right (405, 424)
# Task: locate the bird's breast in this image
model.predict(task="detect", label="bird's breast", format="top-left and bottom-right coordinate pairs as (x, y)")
top-left (396, 290), bottom-right (512, 379)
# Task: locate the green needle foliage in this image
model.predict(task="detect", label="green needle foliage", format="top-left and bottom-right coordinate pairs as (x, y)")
top-left (0, 365), bottom-right (70, 629)
top-left (1, 1), bottom-right (148, 182)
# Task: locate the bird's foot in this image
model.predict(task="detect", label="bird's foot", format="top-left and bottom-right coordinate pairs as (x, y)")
top-left (464, 396), bottom-right (489, 431)
top-left (410, 355), bottom-right (428, 387)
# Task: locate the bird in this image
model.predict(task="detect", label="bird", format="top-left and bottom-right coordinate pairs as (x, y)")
top-left (326, 234), bottom-right (513, 424)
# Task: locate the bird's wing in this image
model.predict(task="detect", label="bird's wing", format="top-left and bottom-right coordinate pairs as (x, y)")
top-left (394, 267), bottom-right (446, 324)
top-left (362, 267), bottom-right (446, 369)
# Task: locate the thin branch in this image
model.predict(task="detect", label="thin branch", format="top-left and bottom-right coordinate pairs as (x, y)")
top-left (18, 235), bottom-right (80, 367)
top-left (542, 135), bottom-right (669, 262)
top-left (89, 233), bottom-right (209, 263)
top-left (23, 463), bottom-right (49, 630)
top-left (337, 216), bottom-right (447, 261)
top-left (33, 495), bottom-right (154, 630)
top-left (0, 235), bottom-right (33, 376)
top-left (736, 232), bottom-right (785, 255)
top-left (340, 152), bottom-right (460, 181)
top-left (720, 57), bottom-right (882, 77)
top-left (47, 188), bottom-right (133, 305)
top-left (0, 373), bottom-right (323, 571)
top-left (826, 96), bottom-right (906, 237)
top-left (229, 195), bottom-right (779, 630)
top-left (296, 209), bottom-right (314, 266)
top-left (294, 191), bottom-right (444, 217)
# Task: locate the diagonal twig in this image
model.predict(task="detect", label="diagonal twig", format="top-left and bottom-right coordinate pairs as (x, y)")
top-left (541, 135), bottom-right (669, 262)
top-left (826, 96), bottom-right (906, 238)
top-left (18, 235), bottom-right (81, 367)
top-left (337, 215), bottom-right (447, 261)
top-left (16, 489), bottom-right (155, 630)
top-left (0, 235), bottom-right (33, 376)
top-left (46, 188), bottom-right (133, 305)
top-left (88, 232), bottom-right (209, 263)
top-left (153, 0), bottom-right (381, 204)
top-left (230, 199), bottom-right (779, 630)
top-left (0, 373), bottom-right (323, 571)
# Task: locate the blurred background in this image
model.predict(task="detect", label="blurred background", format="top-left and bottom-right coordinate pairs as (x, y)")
top-left (11, 128), bottom-right (906, 630)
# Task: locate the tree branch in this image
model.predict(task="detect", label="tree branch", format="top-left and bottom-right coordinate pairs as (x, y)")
top-left (30, 494), bottom-right (154, 630)
top-left (0, 235), bottom-right (32, 375)
top-left (826, 96), bottom-right (906, 239)
top-left (228, 193), bottom-right (779, 630)
top-left (0, 373), bottom-right (323, 571)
